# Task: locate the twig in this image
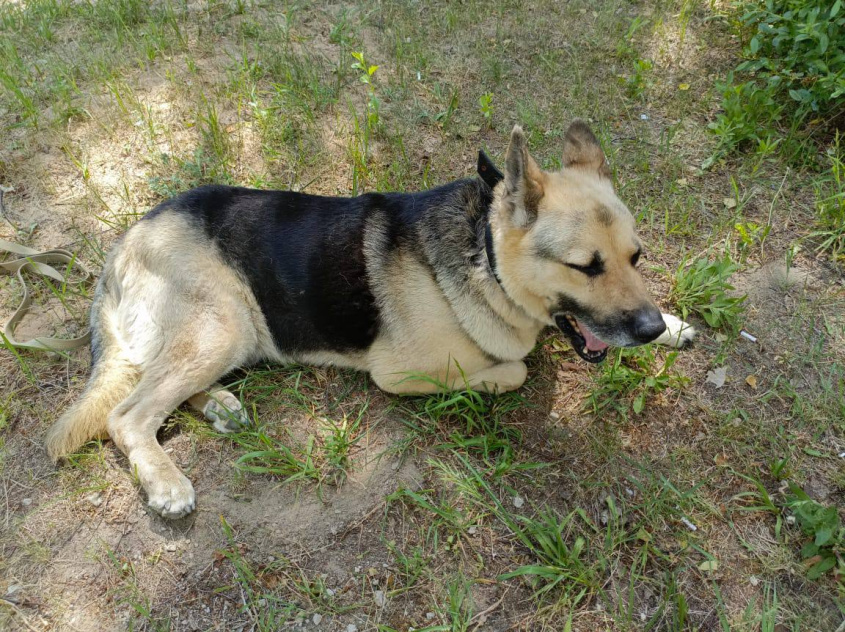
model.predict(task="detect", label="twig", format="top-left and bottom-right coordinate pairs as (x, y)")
top-left (338, 501), bottom-right (385, 541)
top-left (0, 597), bottom-right (41, 632)
top-left (469, 590), bottom-right (507, 631)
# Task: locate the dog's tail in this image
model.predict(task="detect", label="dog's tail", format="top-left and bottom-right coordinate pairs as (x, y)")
top-left (45, 274), bottom-right (140, 461)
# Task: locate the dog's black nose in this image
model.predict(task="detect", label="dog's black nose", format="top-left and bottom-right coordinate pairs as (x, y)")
top-left (632, 309), bottom-right (666, 343)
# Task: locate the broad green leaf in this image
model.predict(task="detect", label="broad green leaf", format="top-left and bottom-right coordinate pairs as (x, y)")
top-left (632, 392), bottom-right (645, 414)
top-left (818, 33), bottom-right (829, 55)
top-left (807, 555), bottom-right (836, 580)
top-left (814, 526), bottom-right (833, 547)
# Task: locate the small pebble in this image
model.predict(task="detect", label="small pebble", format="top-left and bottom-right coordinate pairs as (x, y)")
top-left (426, 612), bottom-right (435, 620)
top-left (347, 625), bottom-right (358, 632)
top-left (512, 495), bottom-right (524, 509)
top-left (374, 590), bottom-right (386, 607)
top-left (312, 613), bottom-right (322, 625)
top-left (21, 498), bottom-right (32, 506)
top-left (86, 492), bottom-right (103, 507)
top-left (165, 543), bottom-right (177, 552)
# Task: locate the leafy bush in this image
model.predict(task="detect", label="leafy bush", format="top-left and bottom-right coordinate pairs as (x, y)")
top-left (786, 483), bottom-right (844, 581)
top-left (671, 255), bottom-right (746, 331)
top-left (588, 347), bottom-right (689, 419)
top-left (708, 0), bottom-right (845, 163)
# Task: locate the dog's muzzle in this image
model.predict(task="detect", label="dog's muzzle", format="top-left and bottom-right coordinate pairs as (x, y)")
top-left (554, 307), bottom-right (666, 363)
top-left (554, 314), bottom-right (609, 363)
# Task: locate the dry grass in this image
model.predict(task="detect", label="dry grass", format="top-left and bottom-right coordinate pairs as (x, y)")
top-left (1, 1), bottom-right (843, 630)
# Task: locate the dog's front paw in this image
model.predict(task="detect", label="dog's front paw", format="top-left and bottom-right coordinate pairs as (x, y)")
top-left (146, 473), bottom-right (196, 519)
top-left (655, 313), bottom-right (696, 348)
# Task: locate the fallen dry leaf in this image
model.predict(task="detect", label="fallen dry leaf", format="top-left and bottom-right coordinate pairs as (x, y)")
top-left (698, 560), bottom-right (719, 572)
top-left (746, 375), bottom-right (758, 389)
top-left (706, 367), bottom-right (727, 388)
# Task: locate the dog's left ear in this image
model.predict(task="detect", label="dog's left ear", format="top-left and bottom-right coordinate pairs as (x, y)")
top-left (477, 150), bottom-right (504, 189)
top-left (562, 120), bottom-right (611, 178)
top-left (503, 125), bottom-right (544, 227)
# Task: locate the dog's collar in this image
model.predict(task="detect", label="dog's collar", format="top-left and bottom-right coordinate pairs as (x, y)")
top-left (477, 149), bottom-right (505, 287)
top-left (484, 220), bottom-right (503, 286)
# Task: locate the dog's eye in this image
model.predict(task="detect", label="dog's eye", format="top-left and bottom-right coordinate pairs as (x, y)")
top-left (565, 255), bottom-right (604, 278)
top-left (631, 248), bottom-right (641, 267)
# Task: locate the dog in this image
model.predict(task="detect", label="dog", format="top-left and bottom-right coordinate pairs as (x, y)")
top-left (45, 121), bottom-right (695, 518)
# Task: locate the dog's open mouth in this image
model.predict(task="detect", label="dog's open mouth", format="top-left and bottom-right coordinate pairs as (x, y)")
top-left (554, 314), bottom-right (609, 363)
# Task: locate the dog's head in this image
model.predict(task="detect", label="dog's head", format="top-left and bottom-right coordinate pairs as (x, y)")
top-left (491, 121), bottom-right (665, 363)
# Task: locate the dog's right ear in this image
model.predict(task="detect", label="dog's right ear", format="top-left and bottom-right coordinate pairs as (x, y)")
top-left (503, 125), bottom-right (544, 227)
top-left (562, 120), bottom-right (611, 178)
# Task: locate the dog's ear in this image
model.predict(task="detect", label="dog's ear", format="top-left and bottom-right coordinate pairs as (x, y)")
top-left (562, 120), bottom-right (611, 178)
top-left (503, 125), bottom-right (544, 227)
top-left (477, 150), bottom-right (504, 189)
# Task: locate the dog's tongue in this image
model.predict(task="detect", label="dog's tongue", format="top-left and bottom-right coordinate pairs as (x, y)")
top-left (576, 319), bottom-right (609, 352)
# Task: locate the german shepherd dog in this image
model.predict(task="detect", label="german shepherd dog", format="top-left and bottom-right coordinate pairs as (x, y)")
top-left (46, 122), bottom-right (694, 518)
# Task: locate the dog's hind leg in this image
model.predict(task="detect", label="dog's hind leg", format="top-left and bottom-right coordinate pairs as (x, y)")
top-left (107, 379), bottom-right (201, 518)
top-left (107, 335), bottom-right (246, 518)
top-left (109, 373), bottom-right (233, 518)
top-left (188, 384), bottom-right (249, 433)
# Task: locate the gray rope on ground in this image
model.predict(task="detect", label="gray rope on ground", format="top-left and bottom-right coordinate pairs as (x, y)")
top-left (0, 185), bottom-right (19, 230)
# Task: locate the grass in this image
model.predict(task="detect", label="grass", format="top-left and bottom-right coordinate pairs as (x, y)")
top-left (808, 135), bottom-right (845, 260)
top-left (588, 347), bottom-right (689, 419)
top-left (1, 0), bottom-right (844, 631)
